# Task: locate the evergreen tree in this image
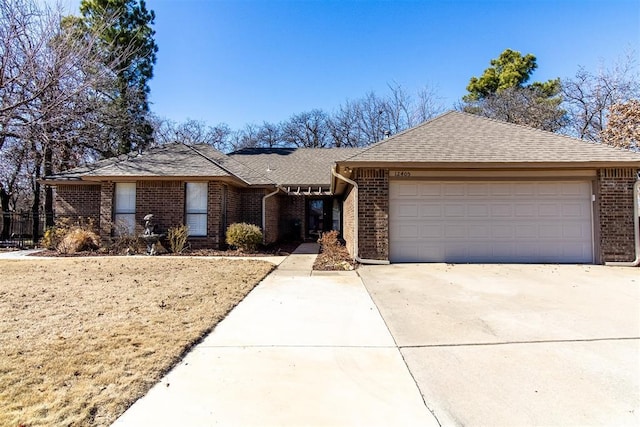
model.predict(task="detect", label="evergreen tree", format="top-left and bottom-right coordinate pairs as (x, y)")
top-left (462, 49), bottom-right (565, 132)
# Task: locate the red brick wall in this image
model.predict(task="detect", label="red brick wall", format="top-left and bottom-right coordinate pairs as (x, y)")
top-left (99, 182), bottom-right (114, 238)
top-left (598, 168), bottom-right (638, 262)
top-left (136, 181), bottom-right (185, 232)
top-left (55, 184), bottom-right (101, 226)
top-left (355, 168), bottom-right (389, 260)
top-left (279, 194), bottom-right (305, 241)
top-left (226, 185), bottom-right (242, 227)
top-left (342, 187), bottom-right (355, 257)
top-left (264, 191), bottom-right (280, 244)
top-left (240, 188), bottom-right (264, 227)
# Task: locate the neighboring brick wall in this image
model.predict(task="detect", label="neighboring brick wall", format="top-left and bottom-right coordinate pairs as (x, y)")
top-left (240, 188), bottom-right (264, 227)
top-left (355, 168), bottom-right (389, 260)
top-left (226, 185), bottom-right (242, 227)
top-left (99, 182), bottom-right (114, 238)
top-left (598, 168), bottom-right (638, 262)
top-left (279, 194), bottom-right (305, 241)
top-left (342, 186), bottom-right (355, 257)
top-left (136, 181), bottom-right (184, 233)
top-left (55, 184), bottom-right (101, 226)
top-left (264, 191), bottom-right (280, 244)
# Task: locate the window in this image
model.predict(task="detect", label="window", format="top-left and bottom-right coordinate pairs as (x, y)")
top-left (186, 182), bottom-right (208, 236)
top-left (114, 182), bottom-right (136, 235)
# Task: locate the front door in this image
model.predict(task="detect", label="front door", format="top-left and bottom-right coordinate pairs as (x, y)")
top-left (306, 198), bottom-right (336, 239)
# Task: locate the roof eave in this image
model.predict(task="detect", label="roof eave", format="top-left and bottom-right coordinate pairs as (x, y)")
top-left (337, 160), bottom-right (640, 169)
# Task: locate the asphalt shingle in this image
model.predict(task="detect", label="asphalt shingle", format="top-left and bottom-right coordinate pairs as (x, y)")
top-left (229, 147), bottom-right (362, 186)
top-left (344, 111), bottom-right (640, 166)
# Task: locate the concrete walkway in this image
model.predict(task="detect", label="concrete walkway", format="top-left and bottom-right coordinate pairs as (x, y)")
top-left (113, 243), bottom-right (438, 427)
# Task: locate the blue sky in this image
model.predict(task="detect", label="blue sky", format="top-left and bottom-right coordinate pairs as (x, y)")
top-left (57, 0), bottom-right (639, 129)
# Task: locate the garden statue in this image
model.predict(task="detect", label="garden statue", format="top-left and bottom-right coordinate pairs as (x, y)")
top-left (140, 214), bottom-right (163, 255)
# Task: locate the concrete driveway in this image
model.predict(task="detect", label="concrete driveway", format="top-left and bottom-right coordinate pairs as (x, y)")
top-left (359, 264), bottom-right (640, 426)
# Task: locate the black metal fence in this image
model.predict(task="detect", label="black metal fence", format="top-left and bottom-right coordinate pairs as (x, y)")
top-left (0, 211), bottom-right (54, 248)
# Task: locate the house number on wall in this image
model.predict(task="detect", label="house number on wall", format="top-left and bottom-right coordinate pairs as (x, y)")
top-left (393, 171), bottom-right (412, 177)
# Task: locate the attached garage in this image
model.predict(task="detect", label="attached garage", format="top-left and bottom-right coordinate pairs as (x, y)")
top-left (333, 111), bottom-right (640, 265)
top-left (389, 180), bottom-right (594, 263)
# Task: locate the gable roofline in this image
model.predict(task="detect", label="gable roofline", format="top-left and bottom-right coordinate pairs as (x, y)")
top-left (185, 143), bottom-right (253, 185)
top-left (339, 110), bottom-right (640, 166)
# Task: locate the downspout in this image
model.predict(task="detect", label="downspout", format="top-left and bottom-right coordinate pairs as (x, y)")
top-left (262, 187), bottom-right (281, 244)
top-left (605, 174), bottom-right (640, 266)
top-left (331, 166), bottom-right (390, 265)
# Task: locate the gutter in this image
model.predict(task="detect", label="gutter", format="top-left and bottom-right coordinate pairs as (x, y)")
top-left (605, 173), bottom-right (640, 266)
top-left (262, 187), bottom-right (281, 244)
top-left (331, 166), bottom-right (390, 265)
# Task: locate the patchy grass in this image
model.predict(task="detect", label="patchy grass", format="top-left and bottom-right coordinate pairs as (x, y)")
top-left (0, 257), bottom-right (275, 427)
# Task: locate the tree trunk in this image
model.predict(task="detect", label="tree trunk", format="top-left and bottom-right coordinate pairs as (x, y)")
top-left (44, 144), bottom-right (54, 227)
top-left (0, 185), bottom-right (11, 240)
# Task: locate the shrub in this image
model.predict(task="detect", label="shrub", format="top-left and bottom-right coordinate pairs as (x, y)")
top-left (42, 217), bottom-right (101, 254)
top-left (226, 222), bottom-right (262, 252)
top-left (318, 230), bottom-right (340, 253)
top-left (58, 228), bottom-right (101, 254)
top-left (41, 217), bottom-right (73, 250)
top-left (109, 220), bottom-right (143, 255)
top-left (167, 224), bottom-right (189, 253)
top-left (315, 230), bottom-right (354, 271)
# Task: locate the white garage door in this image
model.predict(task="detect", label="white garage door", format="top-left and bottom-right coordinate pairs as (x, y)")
top-left (389, 181), bottom-right (594, 263)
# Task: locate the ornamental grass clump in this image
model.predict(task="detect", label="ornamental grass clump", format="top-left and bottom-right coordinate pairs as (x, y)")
top-left (167, 224), bottom-right (189, 253)
top-left (226, 222), bottom-right (263, 252)
top-left (43, 217), bottom-right (101, 254)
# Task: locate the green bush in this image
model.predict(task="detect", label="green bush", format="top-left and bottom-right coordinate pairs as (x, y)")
top-left (226, 222), bottom-right (262, 252)
top-left (167, 224), bottom-right (189, 253)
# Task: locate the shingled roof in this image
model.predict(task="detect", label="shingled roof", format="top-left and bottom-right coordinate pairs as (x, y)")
top-left (229, 147), bottom-right (362, 187)
top-left (341, 111), bottom-right (640, 167)
top-left (45, 143), bottom-right (273, 185)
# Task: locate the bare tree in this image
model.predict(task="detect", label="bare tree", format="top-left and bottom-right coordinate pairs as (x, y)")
top-left (463, 86), bottom-right (567, 132)
top-left (281, 110), bottom-right (331, 148)
top-left (256, 121), bottom-right (282, 148)
top-left (601, 100), bottom-right (640, 150)
top-left (562, 54), bottom-right (640, 141)
top-left (152, 116), bottom-right (232, 151)
top-left (0, 0), bottom-right (145, 236)
top-left (328, 100), bottom-right (362, 147)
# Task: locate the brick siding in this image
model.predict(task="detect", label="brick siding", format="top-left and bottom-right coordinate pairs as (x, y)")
top-left (278, 194), bottom-right (305, 241)
top-left (355, 168), bottom-right (389, 260)
top-left (264, 191), bottom-right (280, 244)
top-left (99, 182), bottom-right (114, 238)
top-left (136, 181), bottom-right (185, 233)
top-left (342, 186), bottom-right (355, 257)
top-left (240, 188), bottom-right (264, 228)
top-left (598, 168), bottom-right (638, 262)
top-left (55, 184), bottom-right (101, 227)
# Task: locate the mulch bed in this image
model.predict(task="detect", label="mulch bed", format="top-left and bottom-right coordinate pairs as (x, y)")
top-left (29, 241), bottom-right (302, 258)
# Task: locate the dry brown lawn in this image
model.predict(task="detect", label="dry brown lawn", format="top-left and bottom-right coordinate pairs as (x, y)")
top-left (0, 257), bottom-right (275, 427)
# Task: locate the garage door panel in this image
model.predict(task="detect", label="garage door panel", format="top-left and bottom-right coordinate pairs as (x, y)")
top-left (420, 224), bottom-right (442, 238)
top-left (444, 204), bottom-right (465, 217)
top-left (468, 204), bottom-right (489, 217)
top-left (490, 204), bottom-right (513, 217)
top-left (390, 181), bottom-right (593, 263)
top-left (395, 202), bottom-right (419, 218)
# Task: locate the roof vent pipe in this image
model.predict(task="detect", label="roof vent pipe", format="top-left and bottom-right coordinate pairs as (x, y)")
top-left (331, 166), bottom-right (390, 265)
top-left (605, 172), bottom-right (640, 266)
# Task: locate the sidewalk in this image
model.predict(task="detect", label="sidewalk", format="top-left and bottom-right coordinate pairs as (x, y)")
top-left (112, 243), bottom-right (438, 426)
